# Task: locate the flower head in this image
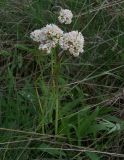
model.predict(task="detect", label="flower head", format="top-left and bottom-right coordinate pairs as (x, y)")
top-left (30, 24), bottom-right (63, 53)
top-left (59, 31), bottom-right (84, 57)
top-left (58, 9), bottom-right (73, 24)
top-left (30, 29), bottom-right (43, 42)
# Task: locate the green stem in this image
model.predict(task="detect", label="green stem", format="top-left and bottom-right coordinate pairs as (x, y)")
top-left (55, 93), bottom-right (59, 135)
top-left (35, 83), bottom-right (45, 134)
top-left (51, 49), bottom-right (59, 135)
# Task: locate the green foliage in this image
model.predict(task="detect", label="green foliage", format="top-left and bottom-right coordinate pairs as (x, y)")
top-left (0, 0), bottom-right (124, 159)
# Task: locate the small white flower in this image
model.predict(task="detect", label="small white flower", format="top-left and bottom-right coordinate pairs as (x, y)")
top-left (30, 29), bottom-right (43, 42)
top-left (58, 9), bottom-right (73, 24)
top-left (59, 31), bottom-right (84, 57)
top-left (30, 24), bottom-right (63, 53)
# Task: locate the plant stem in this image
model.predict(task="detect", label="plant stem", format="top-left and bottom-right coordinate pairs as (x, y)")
top-left (35, 83), bottom-right (45, 134)
top-left (55, 92), bottom-right (59, 135)
top-left (51, 49), bottom-right (59, 135)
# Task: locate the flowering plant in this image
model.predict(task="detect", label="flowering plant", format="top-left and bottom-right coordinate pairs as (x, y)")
top-left (30, 8), bottom-right (85, 134)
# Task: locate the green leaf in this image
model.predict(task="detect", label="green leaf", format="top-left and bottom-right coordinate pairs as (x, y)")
top-left (39, 143), bottom-right (66, 157)
top-left (86, 152), bottom-right (100, 160)
top-left (0, 50), bottom-right (11, 56)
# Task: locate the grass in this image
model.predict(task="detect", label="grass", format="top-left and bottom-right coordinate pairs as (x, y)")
top-left (0, 0), bottom-right (124, 159)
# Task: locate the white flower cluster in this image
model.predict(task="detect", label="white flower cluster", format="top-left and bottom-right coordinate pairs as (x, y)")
top-left (58, 9), bottom-right (73, 24)
top-left (30, 24), bottom-right (63, 53)
top-left (30, 8), bottom-right (84, 57)
top-left (30, 29), bottom-right (42, 43)
top-left (59, 31), bottom-right (84, 57)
